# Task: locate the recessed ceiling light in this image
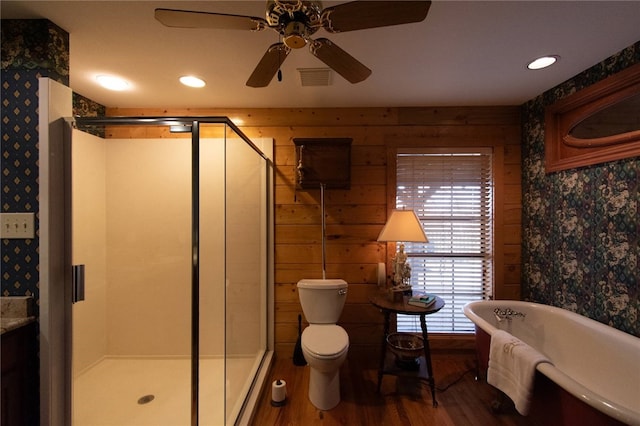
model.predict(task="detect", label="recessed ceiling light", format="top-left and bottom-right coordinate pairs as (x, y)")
top-left (527, 55), bottom-right (560, 70)
top-left (96, 75), bottom-right (130, 91)
top-left (179, 76), bottom-right (206, 88)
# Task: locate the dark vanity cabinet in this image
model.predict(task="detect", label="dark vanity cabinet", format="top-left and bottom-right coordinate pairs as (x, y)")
top-left (1, 322), bottom-right (38, 426)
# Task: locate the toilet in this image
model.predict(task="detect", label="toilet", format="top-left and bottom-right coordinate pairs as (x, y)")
top-left (297, 278), bottom-right (349, 410)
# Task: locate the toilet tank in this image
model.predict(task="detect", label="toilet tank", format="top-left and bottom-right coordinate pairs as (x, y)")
top-left (297, 279), bottom-right (348, 324)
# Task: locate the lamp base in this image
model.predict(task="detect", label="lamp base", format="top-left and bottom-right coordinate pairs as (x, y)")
top-left (390, 243), bottom-right (412, 288)
top-left (387, 286), bottom-right (412, 302)
top-left (388, 288), bottom-right (403, 303)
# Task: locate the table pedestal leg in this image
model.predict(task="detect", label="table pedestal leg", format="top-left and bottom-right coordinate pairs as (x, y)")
top-left (420, 314), bottom-right (438, 407)
top-left (377, 311), bottom-right (391, 392)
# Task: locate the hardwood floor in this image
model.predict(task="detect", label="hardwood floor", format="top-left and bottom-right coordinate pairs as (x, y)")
top-left (251, 350), bottom-right (535, 425)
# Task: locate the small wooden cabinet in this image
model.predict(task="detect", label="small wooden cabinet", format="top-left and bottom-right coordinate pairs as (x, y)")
top-left (1, 322), bottom-right (38, 426)
top-left (293, 138), bottom-right (352, 189)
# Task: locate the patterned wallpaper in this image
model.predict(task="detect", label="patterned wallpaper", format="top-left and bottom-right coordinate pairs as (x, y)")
top-left (1, 69), bottom-right (41, 299)
top-left (521, 41), bottom-right (640, 337)
top-left (1, 20), bottom-right (70, 308)
top-left (1, 21), bottom-right (104, 307)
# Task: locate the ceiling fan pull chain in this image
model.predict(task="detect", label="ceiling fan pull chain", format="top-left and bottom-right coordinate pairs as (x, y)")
top-left (278, 34), bottom-right (283, 82)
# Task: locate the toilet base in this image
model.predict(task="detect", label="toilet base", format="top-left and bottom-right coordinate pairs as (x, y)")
top-left (308, 367), bottom-right (341, 410)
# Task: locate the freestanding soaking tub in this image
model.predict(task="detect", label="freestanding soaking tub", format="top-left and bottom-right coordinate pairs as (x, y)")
top-left (463, 300), bottom-right (640, 426)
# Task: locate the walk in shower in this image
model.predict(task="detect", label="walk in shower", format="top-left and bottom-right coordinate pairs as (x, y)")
top-left (66, 116), bottom-right (273, 426)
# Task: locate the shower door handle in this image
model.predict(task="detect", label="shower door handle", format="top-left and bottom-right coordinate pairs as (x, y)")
top-left (72, 264), bottom-right (85, 303)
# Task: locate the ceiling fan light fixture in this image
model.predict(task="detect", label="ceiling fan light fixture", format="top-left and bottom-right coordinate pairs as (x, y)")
top-left (179, 75), bottom-right (206, 88)
top-left (96, 75), bottom-right (130, 91)
top-left (283, 21), bottom-right (309, 49)
top-left (527, 55), bottom-right (560, 70)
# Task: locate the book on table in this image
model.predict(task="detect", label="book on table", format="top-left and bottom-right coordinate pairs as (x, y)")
top-left (407, 293), bottom-right (436, 308)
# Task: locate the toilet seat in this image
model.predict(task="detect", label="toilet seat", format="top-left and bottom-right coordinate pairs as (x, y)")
top-left (301, 325), bottom-right (349, 360)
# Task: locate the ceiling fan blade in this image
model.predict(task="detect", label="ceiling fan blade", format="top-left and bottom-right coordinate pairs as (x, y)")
top-left (321, 1), bottom-right (431, 33)
top-left (246, 43), bottom-right (291, 87)
top-left (309, 38), bottom-right (371, 84)
top-left (154, 8), bottom-right (267, 31)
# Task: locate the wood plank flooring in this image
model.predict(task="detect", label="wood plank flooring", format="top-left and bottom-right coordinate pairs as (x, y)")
top-left (251, 350), bottom-right (535, 425)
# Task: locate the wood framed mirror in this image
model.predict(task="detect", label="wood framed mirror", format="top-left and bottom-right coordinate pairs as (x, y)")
top-left (545, 62), bottom-right (640, 173)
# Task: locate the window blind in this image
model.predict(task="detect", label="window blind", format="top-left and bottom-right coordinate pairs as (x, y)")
top-left (396, 148), bottom-right (493, 333)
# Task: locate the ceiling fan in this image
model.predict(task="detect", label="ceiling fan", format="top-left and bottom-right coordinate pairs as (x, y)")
top-left (155, 1), bottom-right (431, 87)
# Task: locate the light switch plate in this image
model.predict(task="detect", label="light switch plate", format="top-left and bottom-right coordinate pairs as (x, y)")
top-left (1, 212), bottom-right (35, 239)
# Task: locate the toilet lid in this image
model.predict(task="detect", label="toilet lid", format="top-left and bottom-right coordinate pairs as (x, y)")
top-left (302, 325), bottom-right (349, 357)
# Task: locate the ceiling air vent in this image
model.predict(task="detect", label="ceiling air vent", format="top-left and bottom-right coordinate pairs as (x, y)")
top-left (297, 68), bottom-right (332, 87)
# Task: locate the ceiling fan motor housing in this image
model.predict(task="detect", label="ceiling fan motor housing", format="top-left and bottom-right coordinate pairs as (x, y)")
top-left (267, 0), bottom-right (322, 48)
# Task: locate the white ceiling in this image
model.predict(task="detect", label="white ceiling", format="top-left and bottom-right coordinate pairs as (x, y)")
top-left (2, 1), bottom-right (640, 109)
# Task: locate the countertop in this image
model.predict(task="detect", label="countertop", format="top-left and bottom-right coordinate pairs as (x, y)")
top-left (1, 316), bottom-right (36, 335)
top-left (1, 296), bottom-right (36, 335)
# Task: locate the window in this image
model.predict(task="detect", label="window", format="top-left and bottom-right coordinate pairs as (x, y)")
top-left (395, 148), bottom-right (493, 333)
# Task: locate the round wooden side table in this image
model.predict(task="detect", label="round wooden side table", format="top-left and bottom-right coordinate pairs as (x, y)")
top-left (370, 293), bottom-right (445, 407)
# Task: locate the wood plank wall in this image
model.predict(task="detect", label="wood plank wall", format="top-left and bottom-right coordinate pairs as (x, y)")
top-left (106, 107), bottom-right (522, 357)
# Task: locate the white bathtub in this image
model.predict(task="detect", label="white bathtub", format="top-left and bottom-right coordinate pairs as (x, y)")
top-left (463, 300), bottom-right (640, 426)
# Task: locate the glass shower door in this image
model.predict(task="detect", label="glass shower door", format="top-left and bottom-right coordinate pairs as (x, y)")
top-left (197, 128), bottom-right (227, 426)
top-left (223, 128), bottom-right (269, 424)
top-left (70, 127), bottom-right (193, 425)
top-left (197, 123), bottom-right (270, 425)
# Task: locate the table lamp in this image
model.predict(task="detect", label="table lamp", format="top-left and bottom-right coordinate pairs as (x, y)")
top-left (377, 209), bottom-right (428, 290)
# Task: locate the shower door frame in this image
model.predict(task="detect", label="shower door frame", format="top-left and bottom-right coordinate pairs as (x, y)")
top-left (64, 116), bottom-right (273, 426)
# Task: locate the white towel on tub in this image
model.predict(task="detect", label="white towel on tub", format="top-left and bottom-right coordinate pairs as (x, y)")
top-left (487, 329), bottom-right (551, 416)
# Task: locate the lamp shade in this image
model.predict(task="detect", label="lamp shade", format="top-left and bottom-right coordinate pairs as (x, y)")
top-left (377, 209), bottom-right (428, 243)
